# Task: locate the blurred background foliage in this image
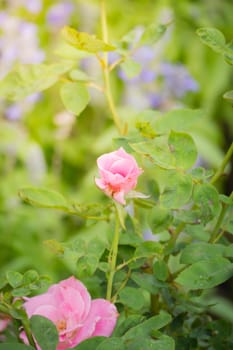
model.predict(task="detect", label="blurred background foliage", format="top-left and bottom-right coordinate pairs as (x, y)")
top-left (0, 0), bottom-right (232, 297)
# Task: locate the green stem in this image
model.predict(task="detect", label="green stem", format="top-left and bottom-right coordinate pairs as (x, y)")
top-left (106, 207), bottom-right (120, 301)
top-left (21, 319), bottom-right (37, 348)
top-left (209, 191), bottom-right (233, 243)
top-left (210, 141), bottom-right (233, 185)
top-left (100, 0), bottom-right (124, 135)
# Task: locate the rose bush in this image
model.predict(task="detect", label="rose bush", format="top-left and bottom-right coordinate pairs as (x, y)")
top-left (21, 276), bottom-right (118, 350)
top-left (95, 147), bottom-right (143, 205)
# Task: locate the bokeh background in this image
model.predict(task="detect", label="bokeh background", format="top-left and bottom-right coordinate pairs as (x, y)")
top-left (0, 0), bottom-right (232, 307)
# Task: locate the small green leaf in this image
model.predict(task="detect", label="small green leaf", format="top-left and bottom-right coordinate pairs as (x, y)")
top-left (139, 23), bottom-right (168, 46)
top-left (120, 58), bottom-right (141, 79)
top-left (134, 241), bottom-right (163, 258)
top-left (148, 206), bottom-right (173, 233)
top-left (119, 287), bottom-right (145, 310)
top-left (61, 26), bottom-right (115, 53)
top-left (22, 270), bottom-right (39, 285)
top-left (123, 311), bottom-right (172, 340)
top-left (180, 243), bottom-right (225, 264)
top-left (6, 271), bottom-right (23, 288)
top-left (168, 130), bottom-right (197, 170)
top-left (175, 258), bottom-right (233, 290)
top-left (160, 172), bottom-right (193, 209)
top-left (60, 82), bottom-right (90, 115)
top-left (131, 272), bottom-right (166, 294)
top-left (153, 260), bottom-right (169, 281)
top-left (30, 315), bottom-right (59, 350)
top-left (113, 315), bottom-right (145, 337)
top-left (196, 27), bottom-right (226, 53)
top-left (19, 187), bottom-right (69, 210)
top-left (193, 183), bottom-right (220, 223)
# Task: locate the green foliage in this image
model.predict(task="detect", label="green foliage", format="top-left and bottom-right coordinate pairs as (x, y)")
top-left (175, 258), bottom-right (233, 290)
top-left (60, 82), bottom-right (90, 115)
top-left (197, 27), bottom-right (233, 65)
top-left (0, 63), bottom-right (73, 100)
top-left (61, 26), bottom-right (115, 53)
top-left (30, 315), bottom-right (59, 350)
top-left (0, 2), bottom-right (233, 350)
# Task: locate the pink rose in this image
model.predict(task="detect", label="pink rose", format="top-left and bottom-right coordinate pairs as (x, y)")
top-left (95, 147), bottom-right (143, 205)
top-left (21, 276), bottom-right (118, 350)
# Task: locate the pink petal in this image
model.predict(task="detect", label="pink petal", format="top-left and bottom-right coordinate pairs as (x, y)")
top-left (113, 191), bottom-right (126, 205)
top-left (72, 299), bottom-right (118, 345)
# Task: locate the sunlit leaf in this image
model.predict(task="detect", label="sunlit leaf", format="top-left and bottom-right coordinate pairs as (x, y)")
top-left (60, 82), bottom-right (90, 115)
top-left (61, 26), bottom-right (115, 53)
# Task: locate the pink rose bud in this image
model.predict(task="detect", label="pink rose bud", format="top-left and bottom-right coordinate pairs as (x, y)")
top-left (21, 276), bottom-right (118, 350)
top-left (95, 147), bottom-right (143, 205)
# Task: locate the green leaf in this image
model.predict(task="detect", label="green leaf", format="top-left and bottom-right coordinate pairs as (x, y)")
top-left (160, 172), bottom-right (193, 209)
top-left (0, 63), bottom-right (73, 101)
top-left (180, 243), bottom-right (225, 264)
top-left (139, 23), bottom-right (168, 46)
top-left (22, 270), bottom-right (39, 285)
top-left (154, 109), bottom-right (203, 134)
top-left (11, 286), bottom-right (31, 297)
top-left (60, 82), bottom-right (90, 115)
top-left (193, 183), bottom-right (220, 223)
top-left (120, 58), bottom-right (141, 79)
top-left (131, 272), bottom-right (166, 294)
top-left (19, 187), bottom-right (69, 210)
top-left (151, 335), bottom-right (175, 350)
top-left (0, 345), bottom-right (35, 350)
top-left (70, 337), bottom-right (106, 350)
top-left (30, 315), bottom-right (59, 350)
top-left (119, 287), bottom-right (145, 310)
top-left (125, 335), bottom-right (175, 350)
top-left (61, 26), bottom-right (115, 53)
top-left (96, 338), bottom-right (125, 350)
top-left (69, 69), bottom-right (90, 81)
top-left (196, 27), bottom-right (226, 53)
top-left (123, 311), bottom-right (172, 340)
top-left (6, 271), bottom-right (23, 288)
top-left (223, 90), bottom-right (233, 102)
top-left (168, 130), bottom-right (197, 170)
top-left (153, 260), bottom-right (169, 281)
top-left (175, 258), bottom-right (233, 290)
top-left (134, 241), bottom-right (163, 258)
top-left (130, 140), bottom-right (175, 170)
top-left (148, 206), bottom-right (173, 233)
top-left (113, 315), bottom-right (145, 337)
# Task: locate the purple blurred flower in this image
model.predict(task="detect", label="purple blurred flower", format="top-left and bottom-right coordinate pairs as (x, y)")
top-left (47, 2), bottom-right (74, 28)
top-left (0, 12), bottom-right (45, 77)
top-left (159, 62), bottom-right (199, 98)
top-left (5, 104), bottom-right (23, 121)
top-left (5, 93), bottom-right (42, 121)
top-left (8, 0), bottom-right (42, 13)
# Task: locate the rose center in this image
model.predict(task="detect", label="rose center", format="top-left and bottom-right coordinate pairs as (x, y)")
top-left (56, 319), bottom-right (67, 332)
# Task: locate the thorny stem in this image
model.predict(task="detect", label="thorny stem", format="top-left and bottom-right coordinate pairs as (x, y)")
top-left (210, 141), bottom-right (233, 185)
top-left (106, 207), bottom-right (120, 301)
top-left (99, 0), bottom-right (124, 135)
